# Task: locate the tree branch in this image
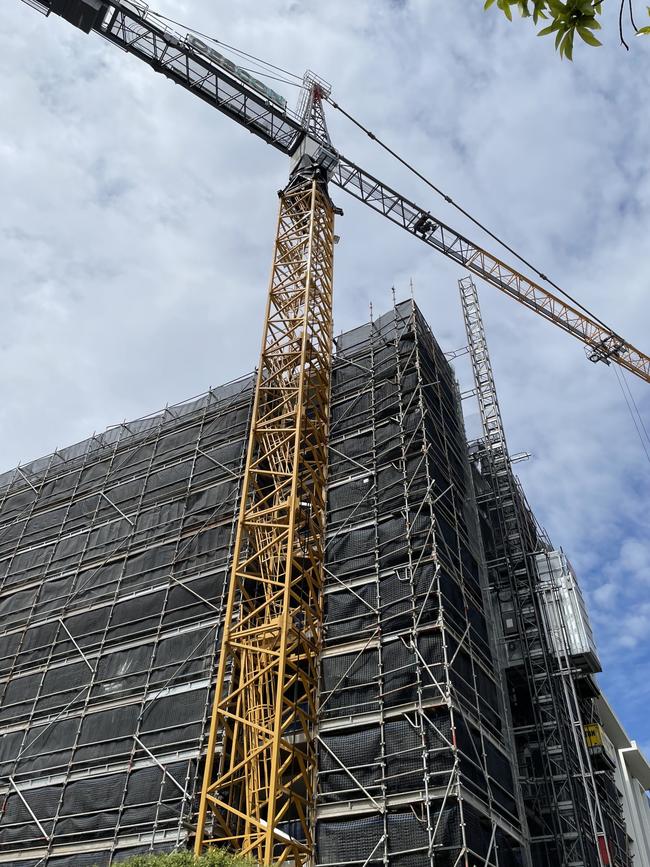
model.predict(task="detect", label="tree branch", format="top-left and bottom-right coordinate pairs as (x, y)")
top-left (619, 0), bottom-right (630, 48)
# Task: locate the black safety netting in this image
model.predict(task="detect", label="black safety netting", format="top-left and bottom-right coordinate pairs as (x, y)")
top-left (0, 302), bottom-right (527, 866)
top-left (320, 647), bottom-right (380, 718)
top-left (324, 581), bottom-right (377, 644)
top-left (383, 716), bottom-right (425, 795)
top-left (318, 723), bottom-right (382, 803)
top-left (318, 301), bottom-right (523, 865)
top-left (486, 740), bottom-right (519, 821)
top-left (0, 378), bottom-right (251, 863)
top-left (381, 635), bottom-right (421, 708)
top-left (316, 805), bottom-right (467, 867)
top-left (328, 428), bottom-right (374, 482)
top-left (326, 522), bottom-right (375, 577)
top-left (41, 846), bottom-right (175, 867)
top-left (316, 812), bottom-right (385, 866)
top-left (380, 568), bottom-right (420, 634)
top-left (1, 735), bottom-right (194, 852)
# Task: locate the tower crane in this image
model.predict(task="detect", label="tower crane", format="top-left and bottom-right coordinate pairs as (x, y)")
top-left (13, 2), bottom-right (650, 865)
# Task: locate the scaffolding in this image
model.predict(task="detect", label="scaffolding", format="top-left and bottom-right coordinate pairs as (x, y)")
top-left (316, 299), bottom-right (526, 867)
top-left (0, 293), bottom-right (637, 867)
top-left (460, 275), bottom-right (632, 867)
top-left (0, 377), bottom-right (254, 865)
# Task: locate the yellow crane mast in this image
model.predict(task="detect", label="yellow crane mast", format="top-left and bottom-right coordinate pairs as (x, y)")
top-left (194, 85), bottom-right (338, 866)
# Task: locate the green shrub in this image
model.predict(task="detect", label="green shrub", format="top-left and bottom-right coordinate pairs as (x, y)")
top-left (113, 849), bottom-right (258, 867)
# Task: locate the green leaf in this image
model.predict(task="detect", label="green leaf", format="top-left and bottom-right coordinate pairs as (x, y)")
top-left (484, 0), bottom-right (497, 9)
top-left (538, 20), bottom-right (562, 35)
top-left (577, 25), bottom-right (602, 45)
top-left (637, 25), bottom-right (650, 33)
top-left (533, 7), bottom-right (548, 23)
top-left (560, 29), bottom-right (574, 59)
top-left (115, 852), bottom-right (260, 867)
top-left (547, 0), bottom-right (566, 16)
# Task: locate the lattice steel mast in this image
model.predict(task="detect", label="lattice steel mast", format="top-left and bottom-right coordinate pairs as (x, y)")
top-left (194, 85), bottom-right (337, 865)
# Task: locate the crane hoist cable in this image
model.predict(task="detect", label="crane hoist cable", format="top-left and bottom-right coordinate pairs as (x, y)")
top-left (625, 376), bottom-right (650, 445)
top-left (612, 366), bottom-right (650, 463)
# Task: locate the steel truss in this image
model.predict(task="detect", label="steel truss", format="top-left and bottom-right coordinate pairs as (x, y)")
top-left (459, 275), bottom-right (616, 866)
top-left (195, 171), bottom-right (335, 865)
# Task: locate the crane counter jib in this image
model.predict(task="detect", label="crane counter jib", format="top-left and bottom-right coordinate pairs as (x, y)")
top-left (184, 35), bottom-right (288, 111)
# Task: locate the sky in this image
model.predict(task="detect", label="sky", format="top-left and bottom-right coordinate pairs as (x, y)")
top-left (1, 1), bottom-right (649, 752)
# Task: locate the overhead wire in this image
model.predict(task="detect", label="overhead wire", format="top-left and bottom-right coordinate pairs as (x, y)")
top-left (623, 372), bottom-right (650, 445)
top-left (326, 98), bottom-right (621, 339)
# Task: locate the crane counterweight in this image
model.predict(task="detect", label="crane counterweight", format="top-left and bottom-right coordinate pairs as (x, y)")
top-left (48, 0), bottom-right (104, 31)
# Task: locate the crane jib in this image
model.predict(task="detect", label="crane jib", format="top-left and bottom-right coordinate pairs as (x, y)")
top-left (328, 158), bottom-right (650, 385)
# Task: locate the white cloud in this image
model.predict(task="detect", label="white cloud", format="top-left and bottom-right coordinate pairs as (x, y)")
top-left (593, 581), bottom-right (618, 607)
top-left (1, 0), bottom-right (649, 744)
top-left (618, 537), bottom-right (650, 581)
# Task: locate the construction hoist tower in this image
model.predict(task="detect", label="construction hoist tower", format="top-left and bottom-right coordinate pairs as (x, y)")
top-left (195, 82), bottom-right (338, 866)
top-left (460, 275), bottom-right (612, 867)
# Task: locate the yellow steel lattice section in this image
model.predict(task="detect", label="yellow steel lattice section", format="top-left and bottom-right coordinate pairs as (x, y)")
top-left (195, 176), bottom-right (335, 866)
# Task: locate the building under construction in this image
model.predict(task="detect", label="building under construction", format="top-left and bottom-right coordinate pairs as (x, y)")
top-left (6, 3), bottom-right (650, 865)
top-left (0, 293), bottom-right (646, 867)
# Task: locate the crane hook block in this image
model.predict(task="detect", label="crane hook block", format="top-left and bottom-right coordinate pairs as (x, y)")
top-left (50, 0), bottom-right (105, 33)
